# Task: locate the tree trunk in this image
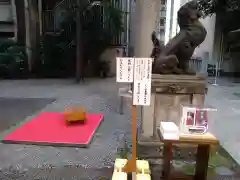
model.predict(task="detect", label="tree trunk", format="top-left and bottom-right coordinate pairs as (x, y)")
top-left (76, 0), bottom-right (83, 83)
top-left (28, 0), bottom-right (41, 73)
top-left (14, 0), bottom-right (26, 45)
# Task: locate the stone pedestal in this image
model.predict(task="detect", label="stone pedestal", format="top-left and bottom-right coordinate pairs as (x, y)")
top-left (137, 74), bottom-right (207, 158)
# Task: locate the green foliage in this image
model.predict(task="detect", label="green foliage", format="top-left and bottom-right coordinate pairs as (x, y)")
top-left (181, 150), bottom-right (232, 176)
top-left (38, 34), bottom-right (76, 77)
top-left (209, 151), bottom-right (232, 168)
top-left (82, 1), bottom-right (123, 75)
top-left (117, 140), bottom-right (130, 159)
top-left (198, 0), bottom-right (240, 32)
top-left (81, 0), bottom-right (124, 45)
top-left (0, 39), bottom-right (17, 52)
top-left (181, 163), bottom-right (216, 176)
top-left (198, 0), bottom-right (240, 16)
top-left (58, 0), bottom-right (124, 76)
top-left (40, 0), bottom-right (123, 77)
top-left (0, 39), bottom-right (28, 78)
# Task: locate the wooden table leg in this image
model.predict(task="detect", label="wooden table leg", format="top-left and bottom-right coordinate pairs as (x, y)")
top-left (163, 142), bottom-right (172, 180)
top-left (195, 144), bottom-right (210, 180)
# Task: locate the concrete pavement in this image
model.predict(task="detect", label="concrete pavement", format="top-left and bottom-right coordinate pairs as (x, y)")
top-left (207, 77), bottom-right (240, 165)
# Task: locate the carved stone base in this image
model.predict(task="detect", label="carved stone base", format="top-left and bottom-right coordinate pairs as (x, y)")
top-left (141, 74), bottom-right (207, 139)
top-left (137, 132), bottom-right (163, 158)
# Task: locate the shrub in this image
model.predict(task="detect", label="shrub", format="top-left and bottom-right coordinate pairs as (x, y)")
top-left (0, 39), bottom-right (28, 78)
top-left (37, 34), bottom-right (76, 77)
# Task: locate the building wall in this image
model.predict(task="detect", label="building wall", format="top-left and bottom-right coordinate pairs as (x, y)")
top-left (201, 13), bottom-right (239, 75)
top-left (212, 14), bottom-right (224, 69)
top-left (194, 15), bottom-right (216, 62)
top-left (221, 33), bottom-right (240, 74)
top-left (0, 2), bottom-right (13, 22)
top-left (0, 0), bottom-right (15, 37)
top-left (164, 0), bottom-right (180, 44)
top-left (157, 0), bottom-right (166, 42)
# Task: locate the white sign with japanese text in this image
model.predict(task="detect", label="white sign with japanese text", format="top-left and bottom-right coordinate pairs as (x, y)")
top-left (133, 58), bottom-right (153, 106)
top-left (116, 57), bottom-right (134, 83)
top-left (133, 81), bottom-right (151, 106)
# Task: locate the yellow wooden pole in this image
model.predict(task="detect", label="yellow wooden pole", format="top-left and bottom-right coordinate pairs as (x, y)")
top-left (122, 103), bottom-right (137, 176)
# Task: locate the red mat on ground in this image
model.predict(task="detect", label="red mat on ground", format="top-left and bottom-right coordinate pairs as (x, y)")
top-left (3, 112), bottom-right (104, 147)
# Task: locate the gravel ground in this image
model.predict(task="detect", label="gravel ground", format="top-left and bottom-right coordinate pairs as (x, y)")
top-left (0, 78), bottom-right (138, 179)
top-left (0, 97), bottom-right (55, 132)
top-left (0, 78), bottom-right (239, 179)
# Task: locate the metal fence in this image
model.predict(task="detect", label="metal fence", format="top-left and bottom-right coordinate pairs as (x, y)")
top-left (189, 57), bottom-right (204, 73)
top-left (42, 0), bottom-right (130, 47)
top-left (43, 0), bottom-right (76, 32)
top-left (109, 0), bottom-right (130, 46)
top-left (43, 10), bottom-right (54, 32)
top-left (189, 52), bottom-right (209, 74)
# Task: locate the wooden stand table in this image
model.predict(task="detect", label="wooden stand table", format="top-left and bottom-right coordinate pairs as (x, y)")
top-left (158, 129), bottom-right (219, 180)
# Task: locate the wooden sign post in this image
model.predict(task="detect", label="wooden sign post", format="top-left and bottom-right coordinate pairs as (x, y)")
top-left (116, 57), bottom-right (153, 178)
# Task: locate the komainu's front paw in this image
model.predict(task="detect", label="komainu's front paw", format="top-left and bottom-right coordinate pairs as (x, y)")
top-left (183, 68), bottom-right (196, 75)
top-left (173, 67), bottom-right (183, 74)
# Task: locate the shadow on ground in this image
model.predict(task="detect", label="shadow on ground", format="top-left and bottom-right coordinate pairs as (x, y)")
top-left (1, 165), bottom-right (240, 180)
top-left (0, 166), bottom-right (113, 180)
top-left (0, 98), bottom-right (55, 132)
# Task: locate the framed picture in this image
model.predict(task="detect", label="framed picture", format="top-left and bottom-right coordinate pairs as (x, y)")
top-left (180, 105), bottom-right (213, 135)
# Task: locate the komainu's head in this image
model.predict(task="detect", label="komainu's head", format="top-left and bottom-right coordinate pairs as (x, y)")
top-left (177, 0), bottom-right (203, 28)
top-left (177, 0), bottom-right (207, 46)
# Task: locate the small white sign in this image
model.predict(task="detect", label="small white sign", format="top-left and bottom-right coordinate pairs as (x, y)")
top-left (116, 57), bottom-right (134, 83)
top-left (133, 81), bottom-right (151, 106)
top-left (134, 58), bottom-right (152, 81)
top-left (133, 58), bottom-right (153, 106)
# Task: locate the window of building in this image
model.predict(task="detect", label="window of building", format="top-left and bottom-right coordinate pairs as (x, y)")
top-left (160, 7), bottom-right (166, 17)
top-left (0, 0), bottom-right (10, 2)
top-left (160, 29), bottom-right (165, 36)
top-left (161, 0), bottom-right (166, 5)
top-left (160, 18), bottom-right (165, 26)
top-left (161, 7), bottom-right (166, 11)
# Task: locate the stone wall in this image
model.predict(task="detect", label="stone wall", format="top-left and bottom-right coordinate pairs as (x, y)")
top-left (100, 47), bottom-right (124, 76)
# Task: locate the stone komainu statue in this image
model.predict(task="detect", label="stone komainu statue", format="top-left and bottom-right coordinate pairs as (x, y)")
top-left (151, 0), bottom-right (207, 74)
